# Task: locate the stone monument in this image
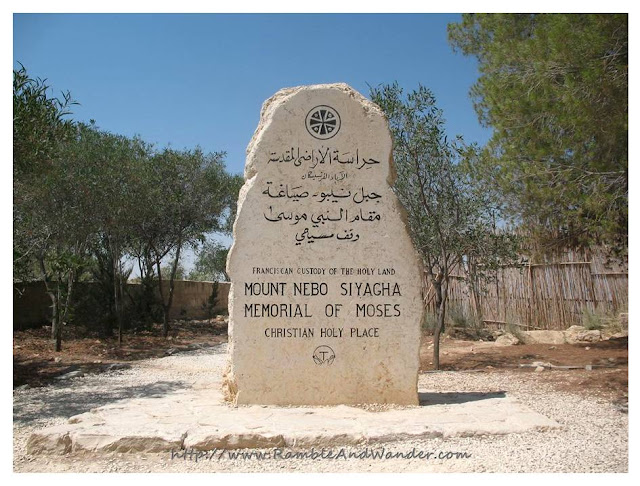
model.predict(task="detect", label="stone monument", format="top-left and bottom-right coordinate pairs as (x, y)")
top-left (224, 83), bottom-right (424, 405)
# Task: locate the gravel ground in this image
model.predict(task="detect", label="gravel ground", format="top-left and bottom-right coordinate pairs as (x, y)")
top-left (13, 344), bottom-right (628, 473)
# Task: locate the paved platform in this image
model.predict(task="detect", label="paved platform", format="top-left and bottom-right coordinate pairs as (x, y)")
top-left (27, 352), bottom-right (560, 454)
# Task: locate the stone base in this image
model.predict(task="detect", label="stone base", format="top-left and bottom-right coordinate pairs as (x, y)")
top-left (27, 352), bottom-right (559, 454)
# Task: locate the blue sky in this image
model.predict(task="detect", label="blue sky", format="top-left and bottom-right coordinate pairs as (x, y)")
top-left (13, 13), bottom-right (490, 176)
top-left (13, 13), bottom-right (491, 272)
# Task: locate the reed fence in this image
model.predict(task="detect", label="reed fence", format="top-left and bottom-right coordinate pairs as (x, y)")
top-left (424, 248), bottom-right (628, 330)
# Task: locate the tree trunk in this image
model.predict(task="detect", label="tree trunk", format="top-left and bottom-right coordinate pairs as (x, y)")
top-left (163, 240), bottom-right (182, 338)
top-left (118, 259), bottom-right (125, 345)
top-left (115, 275), bottom-right (123, 346)
top-left (469, 261), bottom-right (483, 325)
top-left (432, 276), bottom-right (450, 370)
top-left (433, 281), bottom-right (443, 370)
top-left (54, 294), bottom-right (62, 352)
top-left (40, 256), bottom-right (62, 352)
top-left (47, 290), bottom-right (62, 352)
top-left (161, 311), bottom-right (169, 338)
top-left (55, 271), bottom-right (75, 353)
top-left (156, 260), bottom-right (168, 337)
top-left (117, 297), bottom-right (123, 345)
top-left (433, 322), bottom-right (441, 370)
top-left (111, 238), bottom-right (124, 346)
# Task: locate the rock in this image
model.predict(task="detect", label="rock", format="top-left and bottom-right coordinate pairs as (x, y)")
top-left (495, 333), bottom-right (520, 346)
top-left (576, 330), bottom-right (602, 343)
top-left (26, 429), bottom-right (72, 454)
top-left (54, 370), bottom-right (84, 380)
top-left (566, 327), bottom-right (602, 343)
top-left (532, 361), bottom-right (552, 369)
top-left (585, 347), bottom-right (591, 351)
top-left (565, 324), bottom-right (585, 331)
top-left (563, 325), bottom-right (586, 344)
top-left (105, 363), bottom-right (131, 372)
top-left (522, 330), bottom-right (566, 345)
top-left (225, 83), bottom-right (424, 406)
top-left (585, 365), bottom-right (593, 371)
top-left (54, 357), bottom-right (62, 363)
top-left (534, 366), bottom-right (545, 372)
top-left (25, 353), bottom-right (561, 455)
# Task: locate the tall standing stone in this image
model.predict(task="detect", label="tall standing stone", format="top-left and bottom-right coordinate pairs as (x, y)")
top-left (225, 83), bottom-right (424, 405)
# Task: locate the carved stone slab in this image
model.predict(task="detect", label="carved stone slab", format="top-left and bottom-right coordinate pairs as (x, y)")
top-left (225, 83), bottom-right (424, 405)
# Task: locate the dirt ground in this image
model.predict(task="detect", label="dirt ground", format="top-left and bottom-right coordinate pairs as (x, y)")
top-left (13, 319), bottom-right (228, 388)
top-left (421, 334), bottom-right (628, 407)
top-left (14, 321), bottom-right (628, 408)
top-left (13, 321), bottom-right (628, 473)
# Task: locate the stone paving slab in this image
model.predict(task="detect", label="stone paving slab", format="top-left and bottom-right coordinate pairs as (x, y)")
top-left (26, 353), bottom-right (560, 454)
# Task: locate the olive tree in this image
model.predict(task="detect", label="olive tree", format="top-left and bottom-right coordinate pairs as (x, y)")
top-left (13, 64), bottom-right (77, 284)
top-left (188, 240), bottom-right (231, 282)
top-left (371, 83), bottom-right (517, 369)
top-left (71, 123), bottom-right (152, 343)
top-left (137, 148), bottom-right (242, 337)
top-left (23, 155), bottom-right (95, 351)
top-left (13, 65), bottom-right (87, 350)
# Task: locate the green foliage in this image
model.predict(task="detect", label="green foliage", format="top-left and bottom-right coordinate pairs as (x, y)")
top-left (581, 308), bottom-right (604, 330)
top-left (64, 123), bottom-right (152, 339)
top-left (188, 240), bottom-right (230, 282)
top-left (579, 307), bottom-right (621, 331)
top-left (13, 63), bottom-right (76, 179)
top-left (133, 147), bottom-right (238, 268)
top-left (370, 82), bottom-right (517, 281)
top-left (448, 305), bottom-right (478, 330)
top-left (13, 64), bottom-right (78, 283)
top-left (133, 147), bottom-right (241, 336)
top-left (448, 14), bottom-right (628, 249)
top-left (13, 66), bottom-right (95, 349)
top-left (13, 65), bottom-right (242, 346)
top-left (161, 261), bottom-right (186, 281)
top-left (370, 82), bottom-right (518, 369)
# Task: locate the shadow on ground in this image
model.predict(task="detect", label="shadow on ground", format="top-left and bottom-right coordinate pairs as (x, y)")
top-left (418, 391), bottom-right (506, 406)
top-left (13, 380), bottom-right (186, 425)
